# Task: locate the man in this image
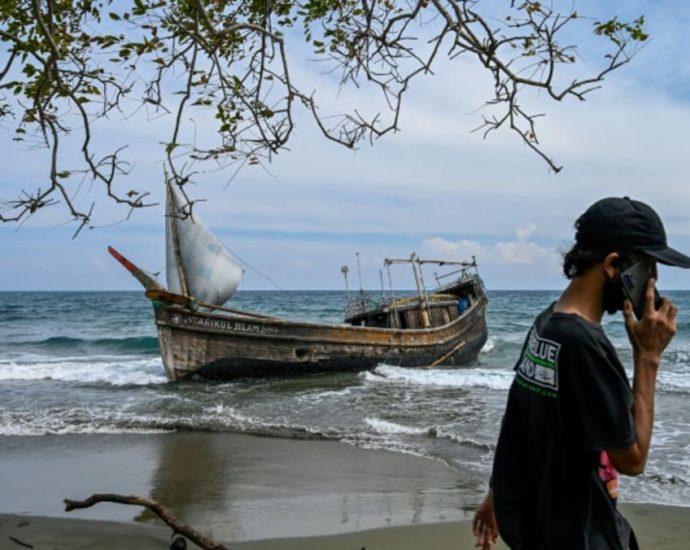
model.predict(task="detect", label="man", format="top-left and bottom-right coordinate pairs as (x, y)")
top-left (472, 197), bottom-right (689, 549)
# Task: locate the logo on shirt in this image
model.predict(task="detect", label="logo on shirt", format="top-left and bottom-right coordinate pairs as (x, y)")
top-left (516, 327), bottom-right (560, 394)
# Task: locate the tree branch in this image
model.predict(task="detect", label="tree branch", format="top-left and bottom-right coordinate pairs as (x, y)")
top-left (0, 0), bottom-right (649, 224)
top-left (64, 493), bottom-right (229, 550)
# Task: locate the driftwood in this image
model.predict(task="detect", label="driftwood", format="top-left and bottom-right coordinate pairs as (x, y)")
top-left (63, 494), bottom-right (229, 550)
top-left (8, 535), bottom-right (34, 549)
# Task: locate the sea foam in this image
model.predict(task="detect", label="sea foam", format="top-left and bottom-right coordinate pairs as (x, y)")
top-left (364, 417), bottom-right (429, 435)
top-left (366, 364), bottom-right (513, 390)
top-left (0, 357), bottom-right (167, 386)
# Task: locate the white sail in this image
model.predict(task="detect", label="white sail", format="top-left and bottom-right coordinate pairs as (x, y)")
top-left (165, 184), bottom-right (243, 305)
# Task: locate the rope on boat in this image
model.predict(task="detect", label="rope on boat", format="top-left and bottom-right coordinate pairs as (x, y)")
top-left (222, 243), bottom-right (284, 291)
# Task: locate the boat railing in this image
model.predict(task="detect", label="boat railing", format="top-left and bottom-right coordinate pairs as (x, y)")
top-left (432, 257), bottom-right (479, 287)
top-left (434, 271), bottom-right (481, 294)
top-left (344, 292), bottom-right (382, 320)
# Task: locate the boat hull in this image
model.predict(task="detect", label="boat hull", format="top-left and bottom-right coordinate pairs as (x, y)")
top-left (155, 298), bottom-right (488, 380)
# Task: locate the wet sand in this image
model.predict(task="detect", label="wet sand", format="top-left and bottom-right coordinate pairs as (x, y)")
top-left (0, 432), bottom-right (474, 539)
top-left (0, 514), bottom-right (499, 549)
top-left (2, 505), bottom-right (690, 549)
top-left (0, 432), bottom-right (688, 548)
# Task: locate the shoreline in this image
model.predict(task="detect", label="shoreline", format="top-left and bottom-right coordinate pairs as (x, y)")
top-left (0, 431), bottom-right (478, 540)
top-left (1, 432), bottom-right (689, 548)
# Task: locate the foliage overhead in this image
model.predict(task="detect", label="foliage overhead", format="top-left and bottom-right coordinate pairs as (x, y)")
top-left (0, 0), bottom-right (648, 234)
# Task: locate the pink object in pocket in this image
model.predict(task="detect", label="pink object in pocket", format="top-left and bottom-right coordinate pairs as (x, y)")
top-left (599, 451), bottom-right (619, 499)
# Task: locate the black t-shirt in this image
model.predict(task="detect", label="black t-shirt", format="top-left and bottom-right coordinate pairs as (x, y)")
top-left (492, 304), bottom-right (636, 550)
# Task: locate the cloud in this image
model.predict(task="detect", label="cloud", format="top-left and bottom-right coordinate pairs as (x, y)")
top-left (492, 241), bottom-right (556, 265)
top-left (422, 232), bottom-right (559, 266)
top-left (516, 223), bottom-right (538, 242)
top-left (3, 1), bottom-right (690, 291)
top-left (422, 237), bottom-right (484, 260)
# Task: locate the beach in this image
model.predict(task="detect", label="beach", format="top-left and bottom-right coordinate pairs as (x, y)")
top-left (2, 290), bottom-right (689, 548)
top-left (1, 432), bottom-right (689, 549)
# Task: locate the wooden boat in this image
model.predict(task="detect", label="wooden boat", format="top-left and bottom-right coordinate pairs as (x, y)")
top-left (109, 183), bottom-right (488, 381)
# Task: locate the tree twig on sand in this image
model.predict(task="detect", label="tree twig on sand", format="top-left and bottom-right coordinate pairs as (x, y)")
top-left (8, 535), bottom-right (34, 549)
top-left (63, 494), bottom-right (229, 550)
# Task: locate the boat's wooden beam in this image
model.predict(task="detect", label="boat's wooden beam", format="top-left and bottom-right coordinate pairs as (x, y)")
top-left (429, 340), bottom-right (466, 367)
top-left (145, 289), bottom-right (192, 306)
top-left (384, 257), bottom-right (476, 267)
top-left (108, 246), bottom-right (162, 291)
top-left (145, 289), bottom-right (277, 320)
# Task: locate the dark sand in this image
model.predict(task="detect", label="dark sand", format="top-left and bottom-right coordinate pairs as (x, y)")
top-left (0, 432), bottom-right (688, 549)
top-left (0, 432), bottom-right (473, 540)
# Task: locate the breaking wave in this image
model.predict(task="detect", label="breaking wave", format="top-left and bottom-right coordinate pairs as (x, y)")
top-left (366, 364), bottom-right (513, 390)
top-left (0, 357), bottom-right (167, 386)
top-left (364, 417), bottom-right (430, 435)
top-left (7, 336), bottom-right (160, 354)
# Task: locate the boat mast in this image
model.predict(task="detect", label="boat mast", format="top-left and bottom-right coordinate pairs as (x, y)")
top-left (166, 177), bottom-right (190, 297)
top-left (415, 257), bottom-right (432, 322)
top-left (410, 253), bottom-right (431, 328)
top-left (385, 261), bottom-right (399, 328)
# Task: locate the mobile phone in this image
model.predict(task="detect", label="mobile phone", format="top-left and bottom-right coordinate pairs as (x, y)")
top-left (621, 261), bottom-right (663, 320)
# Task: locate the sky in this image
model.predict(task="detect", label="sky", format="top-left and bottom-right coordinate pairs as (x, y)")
top-left (2, 0), bottom-right (690, 292)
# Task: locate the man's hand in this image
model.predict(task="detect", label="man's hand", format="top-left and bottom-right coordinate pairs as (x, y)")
top-left (472, 489), bottom-right (498, 549)
top-left (611, 277), bottom-right (678, 476)
top-left (623, 277), bottom-right (677, 361)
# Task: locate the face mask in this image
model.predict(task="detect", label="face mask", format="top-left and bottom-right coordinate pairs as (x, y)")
top-left (603, 274), bottom-right (626, 315)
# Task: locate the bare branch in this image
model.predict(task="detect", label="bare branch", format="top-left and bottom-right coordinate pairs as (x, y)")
top-left (64, 493), bottom-right (228, 550)
top-left (0, 0), bottom-right (649, 224)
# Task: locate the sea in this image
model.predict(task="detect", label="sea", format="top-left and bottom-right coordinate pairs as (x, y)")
top-left (1, 290), bottom-right (689, 508)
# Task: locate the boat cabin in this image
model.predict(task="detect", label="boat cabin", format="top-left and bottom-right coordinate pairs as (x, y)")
top-left (343, 255), bottom-right (484, 330)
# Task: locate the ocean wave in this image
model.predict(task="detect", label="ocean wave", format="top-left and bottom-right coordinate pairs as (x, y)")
top-left (342, 437), bottom-right (431, 460)
top-left (364, 359), bottom-right (689, 394)
top-left (6, 335), bottom-right (160, 354)
top-left (0, 405), bottom-right (344, 439)
top-left (291, 387), bottom-right (355, 406)
top-left (0, 358), bottom-right (167, 385)
top-left (0, 423), bottom-right (174, 436)
top-left (0, 408), bottom-right (174, 436)
top-left (661, 349), bottom-right (690, 368)
top-left (364, 417), bottom-right (430, 436)
top-left (366, 364), bottom-right (513, 390)
top-left (436, 430), bottom-right (495, 452)
top-left (480, 337), bottom-right (495, 353)
top-left (658, 368), bottom-right (690, 393)
top-left (187, 404), bottom-right (344, 439)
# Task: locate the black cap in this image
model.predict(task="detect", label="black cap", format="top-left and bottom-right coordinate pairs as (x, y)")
top-left (575, 197), bottom-right (690, 268)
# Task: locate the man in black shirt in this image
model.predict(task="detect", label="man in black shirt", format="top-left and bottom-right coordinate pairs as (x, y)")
top-left (472, 197), bottom-right (689, 549)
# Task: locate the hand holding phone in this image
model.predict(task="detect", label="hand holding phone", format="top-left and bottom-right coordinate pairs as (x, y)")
top-left (621, 261), bottom-right (663, 320)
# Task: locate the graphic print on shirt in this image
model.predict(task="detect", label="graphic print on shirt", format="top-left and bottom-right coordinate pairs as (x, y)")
top-left (515, 326), bottom-right (561, 398)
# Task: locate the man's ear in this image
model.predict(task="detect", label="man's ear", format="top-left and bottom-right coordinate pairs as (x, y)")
top-left (602, 252), bottom-right (621, 279)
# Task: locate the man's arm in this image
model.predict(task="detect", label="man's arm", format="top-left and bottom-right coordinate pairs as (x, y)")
top-left (608, 278), bottom-right (677, 476)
